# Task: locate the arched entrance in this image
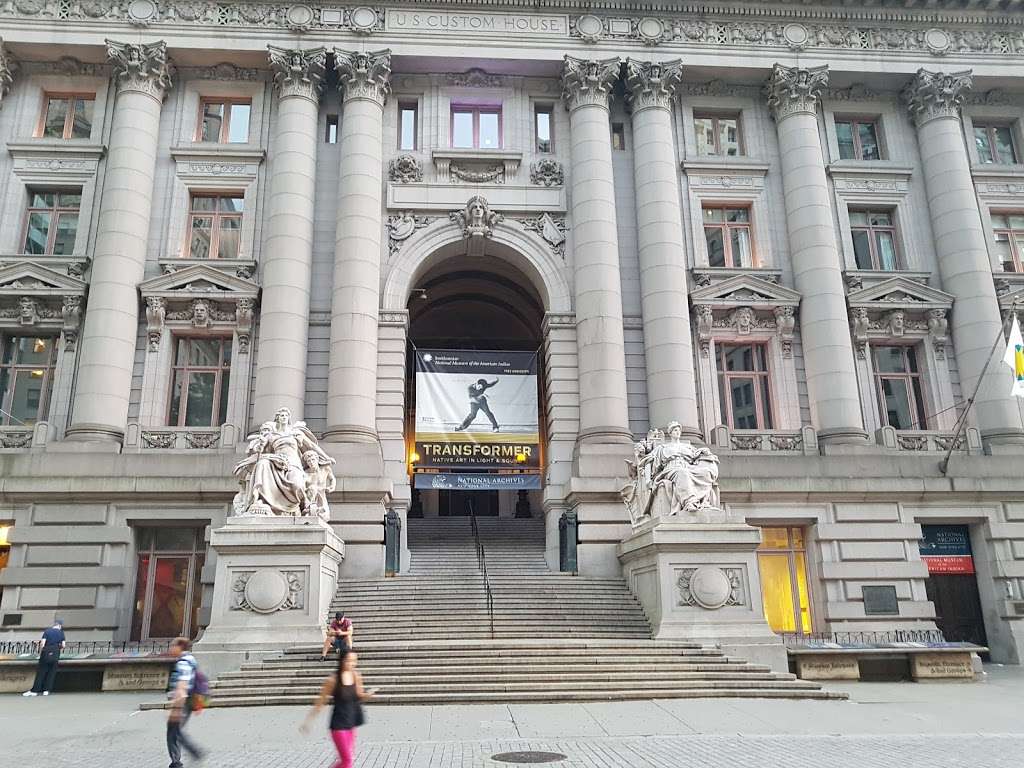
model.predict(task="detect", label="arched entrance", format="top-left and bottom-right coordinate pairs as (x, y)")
top-left (406, 252), bottom-right (545, 519)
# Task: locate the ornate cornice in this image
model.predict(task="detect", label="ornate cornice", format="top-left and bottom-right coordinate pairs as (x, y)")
top-left (334, 49), bottom-right (392, 106)
top-left (624, 59), bottom-right (683, 113)
top-left (267, 46), bottom-right (326, 101)
top-left (0, 39), bottom-right (17, 108)
top-left (902, 68), bottom-right (973, 127)
top-left (765, 64), bottom-right (829, 121)
top-left (561, 56), bottom-right (620, 112)
top-left (106, 40), bottom-right (173, 101)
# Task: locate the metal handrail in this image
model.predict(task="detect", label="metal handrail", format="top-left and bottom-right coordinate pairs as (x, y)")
top-left (781, 629), bottom-right (948, 647)
top-left (0, 639), bottom-right (174, 658)
top-left (468, 501), bottom-right (495, 639)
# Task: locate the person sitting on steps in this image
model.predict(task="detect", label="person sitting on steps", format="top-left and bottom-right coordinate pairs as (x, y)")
top-left (321, 611), bottom-right (353, 662)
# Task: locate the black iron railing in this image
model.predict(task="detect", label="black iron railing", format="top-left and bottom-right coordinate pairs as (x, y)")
top-left (781, 629), bottom-right (948, 647)
top-left (0, 639), bottom-right (174, 658)
top-left (468, 501), bottom-right (495, 639)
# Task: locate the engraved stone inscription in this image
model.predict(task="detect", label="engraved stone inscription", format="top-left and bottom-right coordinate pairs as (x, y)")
top-left (102, 663), bottom-right (171, 691)
top-left (910, 652), bottom-right (974, 679)
top-left (387, 11), bottom-right (568, 37)
top-left (795, 655), bottom-right (860, 680)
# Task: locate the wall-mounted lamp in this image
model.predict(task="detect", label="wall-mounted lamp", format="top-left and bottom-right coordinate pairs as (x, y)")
top-left (514, 452), bottom-right (527, 464)
top-left (409, 450), bottom-right (421, 464)
top-left (411, 288), bottom-right (428, 300)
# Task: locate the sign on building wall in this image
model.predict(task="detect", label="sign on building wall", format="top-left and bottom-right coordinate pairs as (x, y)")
top-left (919, 524), bottom-right (975, 574)
top-left (413, 349), bottom-right (540, 482)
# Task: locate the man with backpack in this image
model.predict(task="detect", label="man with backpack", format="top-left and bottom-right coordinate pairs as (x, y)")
top-left (166, 636), bottom-right (207, 767)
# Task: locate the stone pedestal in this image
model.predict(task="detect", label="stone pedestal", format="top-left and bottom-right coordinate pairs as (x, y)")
top-left (195, 516), bottom-right (344, 672)
top-left (618, 516), bottom-right (787, 672)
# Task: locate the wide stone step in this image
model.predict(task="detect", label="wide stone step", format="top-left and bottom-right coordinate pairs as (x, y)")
top-left (226, 662), bottom-right (766, 678)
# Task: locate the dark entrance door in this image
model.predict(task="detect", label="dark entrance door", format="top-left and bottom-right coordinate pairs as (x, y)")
top-left (919, 523), bottom-right (987, 647)
top-left (925, 574), bottom-right (988, 646)
top-left (438, 490), bottom-right (498, 517)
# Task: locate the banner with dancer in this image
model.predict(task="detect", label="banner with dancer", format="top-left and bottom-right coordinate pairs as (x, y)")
top-left (414, 349), bottom-right (540, 472)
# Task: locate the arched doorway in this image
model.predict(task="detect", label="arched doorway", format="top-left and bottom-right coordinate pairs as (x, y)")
top-left (406, 252), bottom-right (545, 519)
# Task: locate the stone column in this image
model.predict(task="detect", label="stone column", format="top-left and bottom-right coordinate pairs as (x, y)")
top-left (251, 47), bottom-right (326, 424)
top-left (324, 49), bottom-right (391, 446)
top-left (902, 69), bottom-right (1024, 445)
top-left (66, 41), bottom-right (172, 442)
top-left (561, 56), bottom-right (632, 464)
top-left (766, 64), bottom-right (867, 446)
top-left (624, 59), bottom-right (699, 438)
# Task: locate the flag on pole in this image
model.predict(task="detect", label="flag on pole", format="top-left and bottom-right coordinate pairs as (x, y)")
top-left (1003, 315), bottom-right (1024, 398)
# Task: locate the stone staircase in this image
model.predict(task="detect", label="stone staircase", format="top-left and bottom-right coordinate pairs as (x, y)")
top-left (202, 516), bottom-right (843, 706)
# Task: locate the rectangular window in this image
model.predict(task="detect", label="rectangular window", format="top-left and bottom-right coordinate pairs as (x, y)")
top-left (325, 114), bottom-right (338, 144)
top-left (186, 194), bottom-right (244, 259)
top-left (850, 209), bottom-right (900, 271)
top-left (535, 104), bottom-right (553, 153)
top-left (757, 526), bottom-right (812, 634)
top-left (974, 123), bottom-right (1018, 165)
top-left (703, 206), bottom-right (754, 267)
top-left (717, 343), bottom-right (773, 430)
top-left (873, 345), bottom-right (928, 430)
top-left (611, 122), bottom-right (626, 151)
top-left (398, 102), bottom-right (417, 150)
top-left (451, 105), bottom-right (502, 149)
top-left (131, 527), bottom-right (205, 641)
top-left (37, 94), bottom-right (94, 139)
top-left (22, 190), bottom-right (81, 256)
top-left (196, 99), bottom-right (251, 144)
top-left (167, 337), bottom-right (232, 428)
top-left (0, 336), bottom-right (58, 426)
top-left (992, 213), bottom-right (1024, 272)
top-left (835, 118), bottom-right (881, 161)
top-left (694, 113), bottom-right (742, 157)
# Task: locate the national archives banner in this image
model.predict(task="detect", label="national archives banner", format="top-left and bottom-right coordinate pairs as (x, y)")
top-left (413, 349), bottom-right (540, 481)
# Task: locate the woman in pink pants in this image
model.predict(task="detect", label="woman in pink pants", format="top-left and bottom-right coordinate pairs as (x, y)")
top-left (301, 650), bottom-right (374, 768)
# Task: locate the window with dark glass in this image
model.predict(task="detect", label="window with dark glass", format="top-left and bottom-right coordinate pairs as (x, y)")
top-left (717, 343), bottom-right (773, 430)
top-left (168, 337), bottom-right (232, 427)
top-left (703, 206), bottom-right (754, 267)
top-left (535, 104), bottom-right (553, 153)
top-left (992, 213), bottom-right (1024, 272)
top-left (399, 102), bottom-right (417, 150)
top-left (451, 105), bottom-right (501, 149)
top-left (37, 94), bottom-right (94, 139)
top-left (22, 190), bottom-right (80, 256)
top-left (974, 123), bottom-right (1018, 165)
top-left (0, 335), bottom-right (57, 426)
top-left (186, 194), bottom-right (244, 259)
top-left (694, 113), bottom-right (742, 157)
top-left (835, 118), bottom-right (881, 161)
top-left (611, 122), bottom-right (626, 151)
top-left (850, 210), bottom-right (899, 271)
top-left (325, 114), bottom-right (338, 144)
top-left (196, 99), bottom-right (251, 143)
top-left (873, 345), bottom-right (927, 430)
top-left (130, 526), bottom-right (205, 641)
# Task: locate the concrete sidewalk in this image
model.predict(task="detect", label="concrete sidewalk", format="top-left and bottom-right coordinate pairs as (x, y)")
top-left (2, 665), bottom-right (1022, 767)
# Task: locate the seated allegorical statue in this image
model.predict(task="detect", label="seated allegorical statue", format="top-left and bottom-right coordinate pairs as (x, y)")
top-left (622, 421), bottom-right (721, 525)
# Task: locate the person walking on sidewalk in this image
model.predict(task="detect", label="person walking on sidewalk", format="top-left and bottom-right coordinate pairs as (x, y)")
top-left (166, 637), bottom-right (207, 768)
top-left (23, 617), bottom-right (65, 697)
top-left (301, 649), bottom-right (375, 768)
top-left (320, 611), bottom-right (354, 661)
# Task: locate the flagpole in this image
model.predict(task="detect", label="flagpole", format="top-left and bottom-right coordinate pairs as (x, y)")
top-left (940, 299), bottom-right (1019, 476)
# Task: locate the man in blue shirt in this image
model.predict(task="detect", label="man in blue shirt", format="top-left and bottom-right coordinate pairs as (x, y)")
top-left (23, 618), bottom-right (65, 696)
top-left (166, 636), bottom-right (206, 768)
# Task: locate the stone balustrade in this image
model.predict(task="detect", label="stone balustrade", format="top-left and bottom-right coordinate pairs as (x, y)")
top-left (123, 423), bottom-right (239, 452)
top-left (710, 425), bottom-right (818, 455)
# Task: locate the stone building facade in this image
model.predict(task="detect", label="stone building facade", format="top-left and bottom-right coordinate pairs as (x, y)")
top-left (1, 1), bottom-right (1024, 664)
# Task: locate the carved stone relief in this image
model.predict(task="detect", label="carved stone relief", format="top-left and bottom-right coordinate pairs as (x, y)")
top-left (388, 154), bottom-right (422, 183)
top-left (677, 566), bottom-right (745, 610)
top-left (230, 569), bottom-right (305, 613)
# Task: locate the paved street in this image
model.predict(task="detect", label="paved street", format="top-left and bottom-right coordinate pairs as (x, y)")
top-left (3, 666), bottom-right (1023, 767)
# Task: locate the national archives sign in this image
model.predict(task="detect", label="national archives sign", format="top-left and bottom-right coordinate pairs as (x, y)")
top-left (387, 10), bottom-right (568, 38)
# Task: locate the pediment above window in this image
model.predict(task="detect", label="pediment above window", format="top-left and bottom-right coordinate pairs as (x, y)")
top-left (139, 264), bottom-right (259, 354)
top-left (690, 273), bottom-right (801, 359)
top-left (846, 276), bottom-right (953, 360)
top-left (8, 141), bottom-right (106, 184)
top-left (0, 262), bottom-right (86, 349)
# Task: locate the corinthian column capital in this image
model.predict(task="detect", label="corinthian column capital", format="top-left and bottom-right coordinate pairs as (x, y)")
top-left (901, 68), bottom-right (973, 127)
top-left (106, 40), bottom-right (173, 101)
top-left (334, 49), bottom-right (391, 105)
top-left (624, 59), bottom-right (683, 112)
top-left (765, 63), bottom-right (828, 121)
top-left (0, 39), bottom-right (18, 107)
top-left (267, 45), bottom-right (327, 101)
top-left (561, 55), bottom-right (621, 112)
